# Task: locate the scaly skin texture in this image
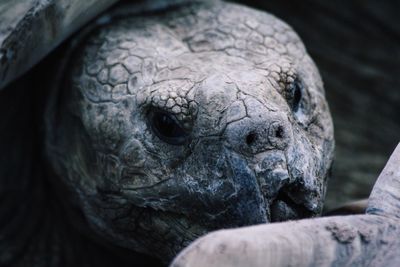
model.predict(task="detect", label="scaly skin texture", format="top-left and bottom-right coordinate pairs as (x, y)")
top-left (46, 0), bottom-right (334, 264)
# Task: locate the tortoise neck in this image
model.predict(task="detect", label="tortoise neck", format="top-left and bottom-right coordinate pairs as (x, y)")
top-left (45, 167), bottom-right (165, 266)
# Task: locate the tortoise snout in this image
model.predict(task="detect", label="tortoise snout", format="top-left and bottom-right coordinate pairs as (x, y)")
top-left (225, 115), bottom-right (291, 154)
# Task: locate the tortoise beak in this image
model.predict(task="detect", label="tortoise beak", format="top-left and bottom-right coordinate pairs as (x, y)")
top-left (270, 187), bottom-right (317, 222)
top-left (222, 150), bottom-right (269, 226)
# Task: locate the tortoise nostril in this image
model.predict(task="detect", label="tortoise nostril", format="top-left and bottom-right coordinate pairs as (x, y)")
top-left (245, 132), bottom-right (257, 146)
top-left (275, 126), bottom-right (284, 139)
top-left (268, 121), bottom-right (290, 150)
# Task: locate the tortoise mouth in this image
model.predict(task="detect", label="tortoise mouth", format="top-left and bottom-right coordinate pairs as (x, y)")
top-left (270, 188), bottom-right (314, 222)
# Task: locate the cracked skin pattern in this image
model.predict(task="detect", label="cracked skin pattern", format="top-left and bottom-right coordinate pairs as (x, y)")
top-left (46, 0), bottom-right (334, 263)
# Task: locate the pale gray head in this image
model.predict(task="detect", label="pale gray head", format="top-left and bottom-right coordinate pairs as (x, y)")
top-left (46, 1), bottom-right (334, 263)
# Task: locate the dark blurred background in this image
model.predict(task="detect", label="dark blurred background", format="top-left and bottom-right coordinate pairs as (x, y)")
top-left (231, 0), bottom-right (400, 210)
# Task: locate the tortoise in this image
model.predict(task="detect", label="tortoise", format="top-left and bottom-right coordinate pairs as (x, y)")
top-left (3, 0), bottom-right (397, 266)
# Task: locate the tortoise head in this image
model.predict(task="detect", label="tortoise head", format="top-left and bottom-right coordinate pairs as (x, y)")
top-left (46, 1), bottom-right (334, 262)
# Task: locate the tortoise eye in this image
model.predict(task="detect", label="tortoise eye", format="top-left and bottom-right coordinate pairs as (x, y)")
top-left (286, 78), bottom-right (303, 113)
top-left (149, 110), bottom-right (188, 145)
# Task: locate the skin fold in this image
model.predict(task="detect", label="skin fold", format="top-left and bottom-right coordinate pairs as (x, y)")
top-left (45, 0), bottom-right (334, 264)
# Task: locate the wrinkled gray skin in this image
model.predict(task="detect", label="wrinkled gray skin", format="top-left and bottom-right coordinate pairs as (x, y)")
top-left (46, 1), bottom-right (334, 263)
